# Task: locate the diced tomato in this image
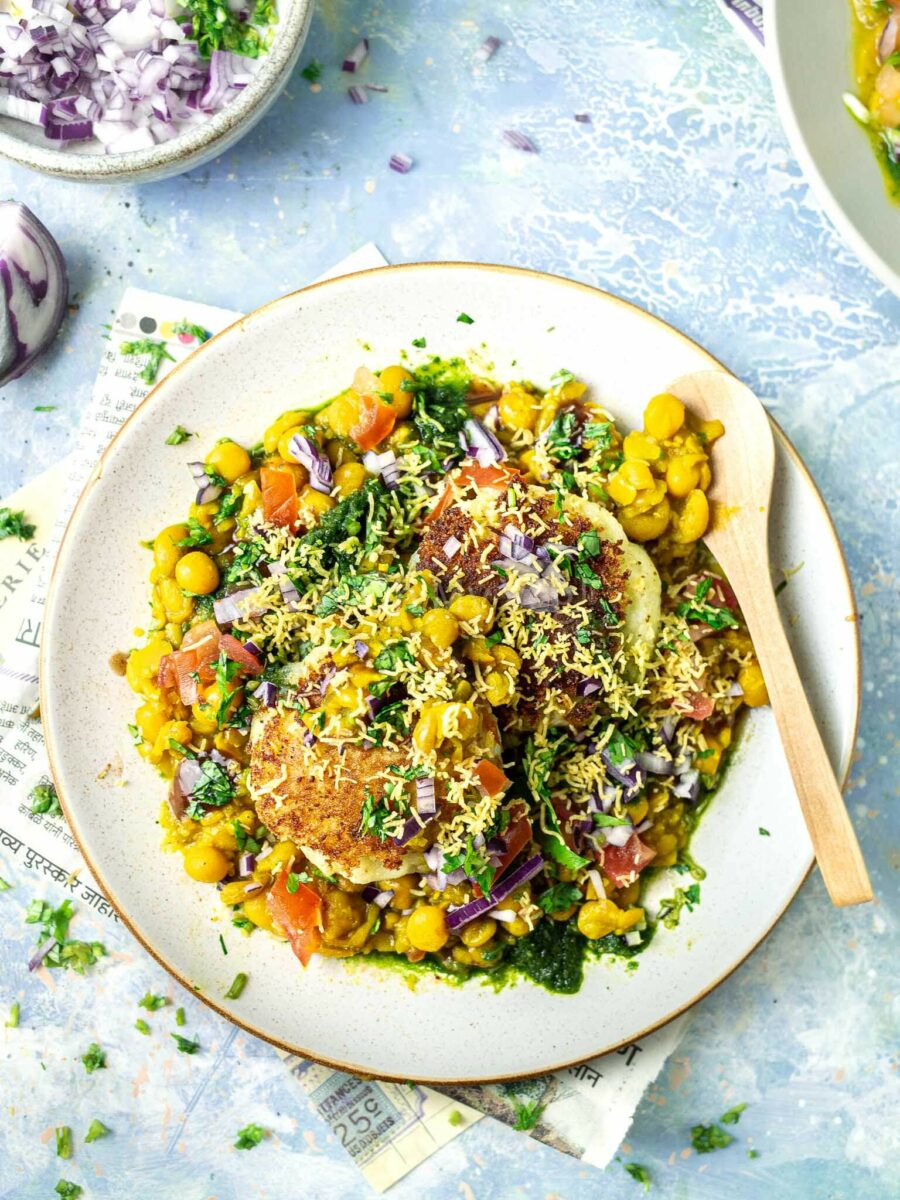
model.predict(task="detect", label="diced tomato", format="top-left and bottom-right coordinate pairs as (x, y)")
top-left (350, 393), bottom-right (398, 451)
top-left (601, 833), bottom-right (657, 888)
top-left (679, 691), bottom-right (715, 721)
top-left (474, 758), bottom-right (510, 797)
top-left (267, 871), bottom-right (323, 968)
top-left (219, 634), bottom-right (265, 676)
top-left (493, 806), bottom-right (532, 879)
top-left (158, 620), bottom-right (222, 705)
top-left (427, 462), bottom-right (521, 523)
top-left (261, 465), bottom-right (299, 531)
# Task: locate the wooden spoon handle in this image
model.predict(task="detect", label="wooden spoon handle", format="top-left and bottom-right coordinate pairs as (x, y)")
top-left (740, 584), bottom-right (872, 907)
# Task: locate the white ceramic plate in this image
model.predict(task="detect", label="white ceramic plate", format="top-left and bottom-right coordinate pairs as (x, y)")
top-left (769, 0), bottom-right (900, 294)
top-left (42, 264), bottom-right (860, 1083)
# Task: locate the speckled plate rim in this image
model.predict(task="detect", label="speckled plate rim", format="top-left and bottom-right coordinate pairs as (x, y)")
top-left (768, 0), bottom-right (900, 296)
top-left (40, 262), bottom-right (861, 1084)
top-left (0, 0), bottom-right (313, 181)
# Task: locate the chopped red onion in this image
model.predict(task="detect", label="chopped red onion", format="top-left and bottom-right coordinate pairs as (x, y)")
top-left (366, 82), bottom-right (389, 93)
top-left (878, 14), bottom-right (900, 63)
top-left (391, 816), bottom-right (421, 847)
top-left (342, 37), bottom-right (368, 72)
top-left (278, 576), bottom-right (300, 609)
top-left (28, 938), bottom-right (56, 971)
top-left (187, 461), bottom-right (222, 504)
top-left (503, 129), bottom-right (537, 152)
top-left (491, 908), bottom-right (517, 923)
top-left (389, 152), bottom-right (413, 173)
top-left (574, 112), bottom-right (591, 123)
top-left (445, 854), bottom-right (544, 931)
top-left (576, 678), bottom-right (603, 698)
top-left (0, 202), bottom-right (67, 386)
top-left (288, 434), bottom-right (333, 495)
top-left (518, 578), bottom-right (561, 612)
top-left (252, 680), bottom-right (278, 707)
top-left (659, 715), bottom-right (678, 745)
top-left (728, 681), bottom-right (744, 697)
top-left (442, 535), bottom-right (462, 559)
top-left (673, 769), bottom-right (702, 803)
top-left (354, 639), bottom-right (369, 660)
top-left (348, 85), bottom-right (368, 104)
top-left (361, 448), bottom-right (399, 489)
top-left (362, 885), bottom-right (394, 908)
top-left (237, 852), bottom-right (256, 876)
top-left (460, 417), bottom-right (506, 467)
top-left (474, 35), bottom-right (501, 63)
top-left (213, 587), bottom-right (265, 628)
top-left (634, 749), bottom-right (675, 776)
top-left (416, 776), bottom-right (437, 817)
top-left (601, 823), bottom-right (633, 848)
top-left (600, 744), bottom-right (646, 798)
top-left (498, 525), bottom-right (535, 561)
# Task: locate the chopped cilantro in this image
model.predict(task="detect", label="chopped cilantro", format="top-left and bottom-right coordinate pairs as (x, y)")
top-left (511, 1097), bottom-right (543, 1131)
top-left (758, 827), bottom-right (770, 837)
top-left (405, 602), bottom-right (425, 617)
top-left (176, 517), bottom-right (212, 547)
top-left (171, 1032), bottom-right (200, 1054)
top-left (185, 757), bottom-right (234, 819)
top-left (81, 1043), bottom-right (106, 1073)
top-left (658, 884), bottom-right (701, 930)
top-left (138, 992), bottom-right (167, 1011)
top-left (358, 789), bottom-right (394, 841)
top-left (747, 1148), bottom-right (760, 1159)
top-left (592, 813), bottom-right (631, 828)
top-left (774, 579), bottom-right (787, 596)
top-left (6, 1001), bottom-right (20, 1028)
top-left (224, 972), bottom-right (248, 999)
top-left (545, 409), bottom-right (581, 461)
top-left (55, 1181), bottom-right (82, 1199)
top-left (24, 898), bottom-right (105, 975)
top-left (172, 319), bottom-right (211, 342)
top-left (175, 1007), bottom-right (186, 1026)
top-left (286, 871), bottom-right (311, 893)
top-left (219, 934), bottom-right (228, 956)
top-left (180, 0), bottom-right (275, 59)
top-left (536, 882), bottom-right (583, 914)
top-left (624, 1162), bottom-right (652, 1191)
top-left (443, 836), bottom-right (495, 897)
top-left (411, 336), bottom-right (427, 348)
top-left (128, 723), bottom-right (144, 747)
top-left (721, 1102), bottom-right (747, 1125)
top-left (300, 58), bottom-right (322, 82)
top-left (84, 1118), bottom-right (110, 1143)
top-left (134, 1018), bottom-right (150, 1035)
top-left (56, 1126), bottom-right (72, 1159)
top-left (448, 1109), bottom-right (463, 1126)
top-left (29, 781), bottom-right (62, 818)
top-left (0, 507), bottom-right (35, 541)
top-left (119, 337), bottom-right (174, 385)
top-left (165, 424), bottom-right (194, 446)
top-left (690, 1122), bottom-right (734, 1153)
top-left (456, 312), bottom-right (474, 324)
top-left (550, 367), bottom-right (575, 387)
top-left (34, 404), bottom-right (57, 412)
top-left (235, 1122), bottom-right (267, 1149)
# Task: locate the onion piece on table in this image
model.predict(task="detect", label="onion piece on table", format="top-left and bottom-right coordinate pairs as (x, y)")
top-left (0, 202), bottom-right (67, 386)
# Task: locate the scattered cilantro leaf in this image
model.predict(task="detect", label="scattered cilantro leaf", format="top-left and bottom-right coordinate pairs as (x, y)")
top-left (185, 757), bottom-right (234, 819)
top-left (175, 1007), bottom-right (186, 1027)
top-left (456, 312), bottom-right (474, 324)
top-left (511, 1098), bottom-right (543, 1131)
top-left (34, 404), bottom-right (57, 412)
top-left (134, 1018), bottom-right (150, 1036)
top-left (24, 898), bottom-right (106, 975)
top-left (300, 58), bottom-right (322, 82)
top-left (180, 0), bottom-right (275, 59)
top-left (6, 1001), bottom-right (19, 1028)
top-left (758, 827), bottom-right (770, 837)
top-left (119, 337), bottom-right (175, 385)
top-left (286, 871), bottom-right (312, 893)
top-left (0, 877), bottom-right (11, 891)
top-left (29, 781), bottom-right (62, 818)
top-left (56, 1126), bottom-right (72, 1159)
top-left (171, 1032), bottom-right (200, 1054)
top-left (81, 1043), bottom-right (106, 1073)
top-left (0, 507), bottom-right (35, 541)
top-left (747, 1148), bottom-right (760, 1159)
top-left (536, 882), bottom-right (583, 914)
top-left (55, 1181), bottom-right (82, 1198)
top-left (690, 1122), bottom-right (734, 1153)
top-left (234, 1122), bottom-right (266, 1149)
top-left (138, 992), bottom-right (167, 1011)
top-left (165, 425), bottom-right (195, 446)
top-left (721, 1102), bottom-right (747, 1125)
top-left (85, 1119), bottom-right (110, 1143)
top-left (177, 517), bottom-right (213, 548)
top-left (411, 336), bottom-right (427, 348)
top-left (624, 1162), bottom-right (652, 1191)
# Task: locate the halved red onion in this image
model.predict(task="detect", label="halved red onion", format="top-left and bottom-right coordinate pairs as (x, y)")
top-left (0, 202), bottom-right (67, 386)
top-left (416, 776), bottom-right (437, 817)
top-left (445, 853), bottom-right (544, 931)
top-left (342, 37), bottom-right (369, 72)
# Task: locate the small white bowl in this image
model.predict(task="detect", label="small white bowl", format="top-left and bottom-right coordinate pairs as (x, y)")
top-left (769, 0), bottom-right (900, 294)
top-left (0, 0), bottom-right (313, 184)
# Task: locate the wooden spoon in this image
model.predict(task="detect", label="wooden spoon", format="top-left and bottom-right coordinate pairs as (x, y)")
top-left (666, 370), bottom-right (872, 908)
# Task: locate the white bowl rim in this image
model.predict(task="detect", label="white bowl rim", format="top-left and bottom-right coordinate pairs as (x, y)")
top-left (768, 0), bottom-right (900, 295)
top-left (40, 262), bottom-right (862, 1082)
top-left (0, 0), bottom-right (313, 180)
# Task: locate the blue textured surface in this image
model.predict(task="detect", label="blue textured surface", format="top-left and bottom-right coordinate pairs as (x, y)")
top-left (1, 1), bottom-right (899, 1197)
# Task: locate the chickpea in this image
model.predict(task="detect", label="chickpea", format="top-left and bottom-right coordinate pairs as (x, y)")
top-left (175, 551), bottom-right (219, 595)
top-left (183, 843), bottom-right (231, 883)
top-left (607, 472), bottom-right (637, 507)
top-left (643, 392), bottom-right (685, 440)
top-left (738, 661), bottom-right (769, 707)
top-left (666, 454), bottom-right (705, 498)
top-left (297, 484), bottom-right (336, 525)
top-left (134, 701), bottom-right (166, 745)
top-left (378, 364), bottom-right (415, 419)
top-left (696, 418), bottom-right (725, 445)
top-left (617, 497), bottom-right (671, 542)
top-left (671, 489), bottom-right (709, 544)
top-left (460, 917), bottom-right (497, 948)
top-left (153, 524), bottom-right (190, 577)
top-left (207, 439), bottom-right (251, 483)
top-left (618, 459), bottom-right (655, 491)
top-left (448, 593), bottom-right (493, 634)
top-left (159, 576), bottom-right (195, 624)
top-left (333, 461), bottom-right (368, 498)
top-left (483, 669), bottom-right (515, 706)
top-left (421, 608), bottom-right (460, 649)
top-left (622, 431), bottom-right (662, 462)
top-left (277, 426), bottom-right (307, 464)
top-left (498, 387), bottom-right (539, 432)
top-left (406, 905), bottom-right (449, 952)
top-left (125, 638), bottom-right (172, 697)
top-left (242, 892), bottom-right (275, 931)
top-left (413, 708), bottom-right (440, 755)
top-left (577, 899), bottom-right (619, 940)
top-left (263, 410), bottom-right (306, 455)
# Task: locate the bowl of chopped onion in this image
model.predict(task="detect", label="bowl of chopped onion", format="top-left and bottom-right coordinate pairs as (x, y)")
top-left (0, 0), bottom-right (313, 182)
